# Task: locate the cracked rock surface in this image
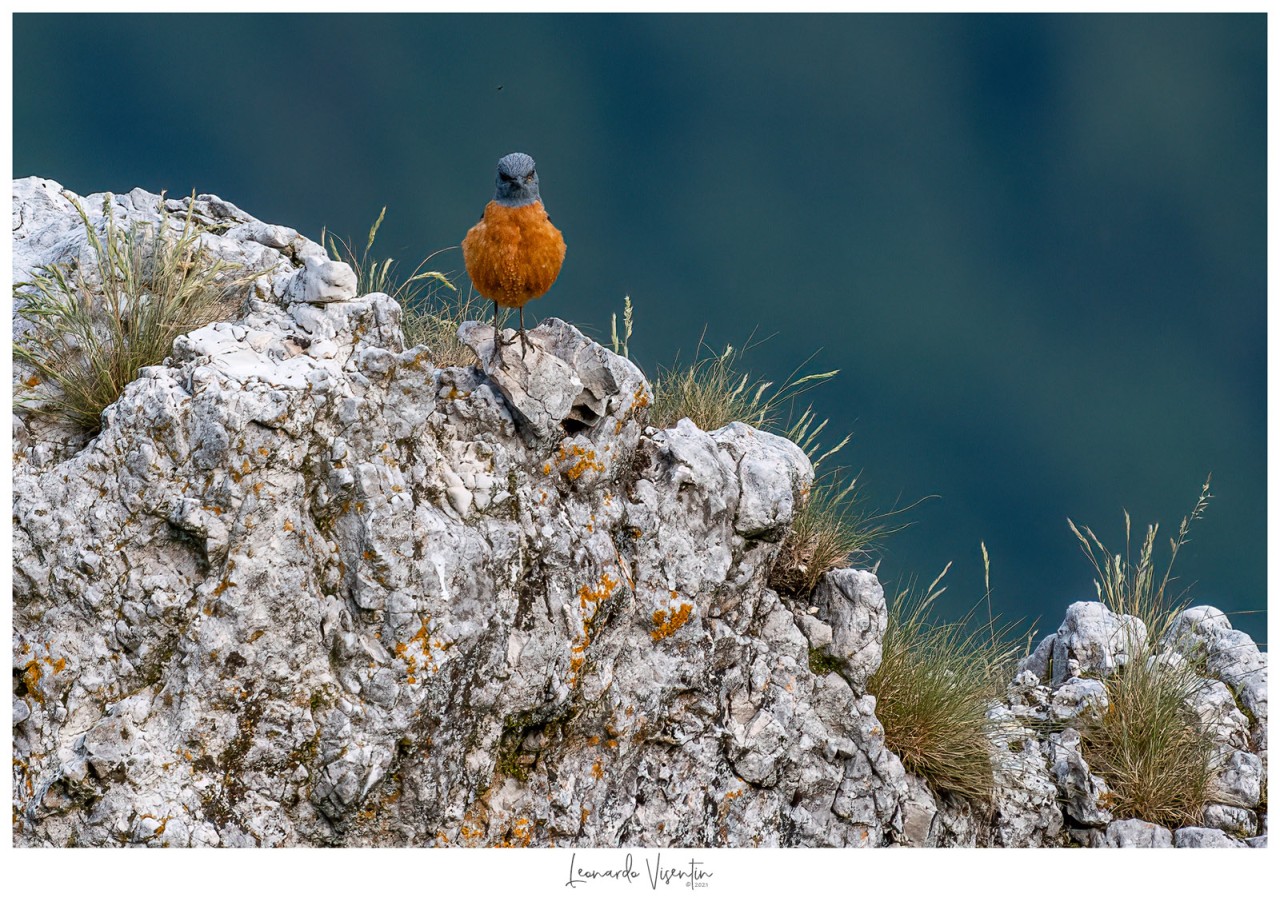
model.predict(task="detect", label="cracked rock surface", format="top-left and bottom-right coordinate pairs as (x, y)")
top-left (11, 179), bottom-right (1267, 849)
top-left (12, 178), bottom-right (911, 848)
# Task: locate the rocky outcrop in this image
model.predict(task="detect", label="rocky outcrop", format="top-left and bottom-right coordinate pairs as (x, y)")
top-left (11, 178), bottom-right (1267, 848)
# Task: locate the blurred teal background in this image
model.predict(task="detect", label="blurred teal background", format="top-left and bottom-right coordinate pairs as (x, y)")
top-left (13, 14), bottom-right (1266, 641)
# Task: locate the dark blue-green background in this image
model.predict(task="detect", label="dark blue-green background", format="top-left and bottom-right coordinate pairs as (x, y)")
top-left (13, 13), bottom-right (1266, 641)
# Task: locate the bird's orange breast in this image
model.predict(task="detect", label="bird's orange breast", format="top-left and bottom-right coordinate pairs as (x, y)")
top-left (462, 200), bottom-right (566, 308)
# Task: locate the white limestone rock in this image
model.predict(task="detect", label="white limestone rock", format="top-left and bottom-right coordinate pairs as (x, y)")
top-left (282, 254), bottom-right (358, 305)
top-left (1201, 803), bottom-right (1258, 839)
top-left (1049, 676), bottom-right (1109, 724)
top-left (1174, 826), bottom-right (1247, 848)
top-left (1212, 750), bottom-right (1264, 810)
top-left (1103, 818), bottom-right (1173, 848)
top-left (805, 568), bottom-right (886, 692)
top-left (1047, 601), bottom-right (1147, 686)
top-left (1165, 605), bottom-right (1267, 753)
top-left (1047, 728), bottom-right (1113, 827)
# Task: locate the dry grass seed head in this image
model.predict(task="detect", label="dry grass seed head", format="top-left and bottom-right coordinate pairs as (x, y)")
top-left (1067, 477), bottom-right (1220, 828)
top-left (869, 564), bottom-right (1025, 804)
top-left (323, 207), bottom-right (469, 365)
top-left (14, 192), bottom-right (262, 432)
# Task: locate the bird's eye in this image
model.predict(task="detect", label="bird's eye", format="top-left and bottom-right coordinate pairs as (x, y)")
top-left (499, 172), bottom-right (514, 182)
top-left (524, 172), bottom-right (535, 183)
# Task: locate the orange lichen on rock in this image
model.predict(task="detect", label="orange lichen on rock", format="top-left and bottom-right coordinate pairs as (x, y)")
top-left (21, 661), bottom-right (43, 703)
top-left (495, 817), bottom-right (535, 848)
top-left (568, 572), bottom-right (620, 685)
top-left (556, 444), bottom-right (606, 481)
top-left (650, 601), bottom-right (694, 642)
top-left (395, 615), bottom-right (445, 680)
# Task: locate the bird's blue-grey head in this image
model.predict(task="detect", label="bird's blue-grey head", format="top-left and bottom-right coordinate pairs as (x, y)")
top-left (492, 152), bottom-right (541, 207)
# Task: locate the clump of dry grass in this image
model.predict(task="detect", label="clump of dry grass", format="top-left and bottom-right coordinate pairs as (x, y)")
top-left (769, 469), bottom-right (891, 597)
top-left (323, 207), bottom-right (477, 365)
top-left (648, 339), bottom-right (838, 433)
top-left (1070, 478), bottom-right (1219, 828)
top-left (400, 284), bottom-right (492, 367)
top-left (868, 561), bottom-right (1024, 803)
top-left (14, 193), bottom-right (261, 433)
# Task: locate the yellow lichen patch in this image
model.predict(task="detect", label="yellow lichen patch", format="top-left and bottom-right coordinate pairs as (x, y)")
top-left (591, 759), bottom-right (604, 780)
top-left (650, 601), bottom-right (694, 642)
top-left (556, 444), bottom-right (607, 481)
top-left (495, 817), bottom-right (534, 848)
top-left (395, 616), bottom-right (445, 681)
top-left (568, 572), bottom-right (621, 685)
top-left (632, 385), bottom-right (651, 410)
top-left (283, 519), bottom-right (294, 532)
top-left (21, 661), bottom-right (44, 703)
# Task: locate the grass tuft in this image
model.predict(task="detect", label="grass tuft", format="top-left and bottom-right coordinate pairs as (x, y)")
top-left (1069, 477), bottom-right (1219, 828)
top-left (323, 208), bottom-right (483, 367)
top-left (648, 339), bottom-right (838, 434)
top-left (14, 192), bottom-right (261, 433)
top-left (769, 469), bottom-right (896, 597)
top-left (868, 562), bottom-right (1024, 803)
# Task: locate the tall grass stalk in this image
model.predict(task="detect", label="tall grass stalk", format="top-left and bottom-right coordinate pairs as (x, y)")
top-left (770, 469), bottom-right (899, 597)
top-left (648, 339), bottom-right (838, 434)
top-left (323, 208), bottom-right (483, 365)
top-left (868, 565), bottom-right (1025, 803)
top-left (1068, 477), bottom-right (1219, 828)
top-left (14, 193), bottom-right (260, 433)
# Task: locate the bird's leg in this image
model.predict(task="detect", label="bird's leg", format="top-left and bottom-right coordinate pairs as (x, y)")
top-left (490, 299), bottom-right (506, 367)
top-left (518, 307), bottom-right (532, 357)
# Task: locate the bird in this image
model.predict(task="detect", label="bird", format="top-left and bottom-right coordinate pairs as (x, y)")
top-left (461, 152), bottom-right (566, 359)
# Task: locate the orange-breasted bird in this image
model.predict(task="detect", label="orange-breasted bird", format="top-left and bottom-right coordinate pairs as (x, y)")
top-left (461, 152), bottom-right (567, 357)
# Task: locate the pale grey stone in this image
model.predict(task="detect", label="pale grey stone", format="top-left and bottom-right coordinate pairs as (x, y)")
top-left (1048, 728), bottom-right (1113, 826)
top-left (1186, 679), bottom-right (1252, 751)
top-left (1201, 803), bottom-right (1258, 838)
top-left (1017, 634), bottom-right (1055, 682)
top-left (1212, 750), bottom-right (1264, 809)
top-left (1103, 818), bottom-right (1173, 848)
top-left (897, 774), bottom-right (938, 847)
top-left (1049, 601), bottom-right (1146, 686)
top-left (1174, 826), bottom-right (1246, 848)
top-left (807, 568), bottom-right (886, 691)
top-left (1049, 677), bottom-right (1109, 724)
top-left (282, 254), bottom-right (357, 304)
top-left (712, 422), bottom-right (812, 539)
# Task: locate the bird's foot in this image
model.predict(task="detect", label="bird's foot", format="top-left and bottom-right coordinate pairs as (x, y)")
top-left (488, 327), bottom-right (512, 368)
